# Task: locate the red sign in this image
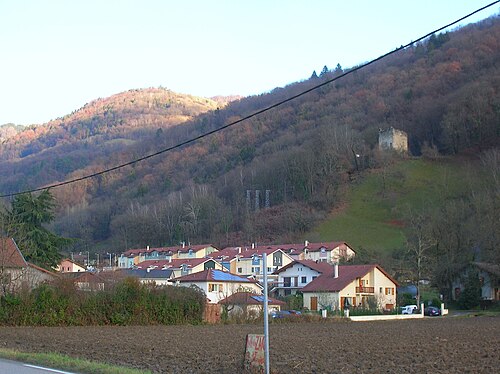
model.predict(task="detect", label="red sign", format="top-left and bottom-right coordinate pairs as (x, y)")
top-left (244, 334), bottom-right (265, 371)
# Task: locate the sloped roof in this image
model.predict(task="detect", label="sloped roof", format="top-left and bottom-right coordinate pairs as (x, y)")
top-left (123, 244), bottom-right (217, 257)
top-left (304, 241), bottom-right (350, 253)
top-left (173, 269), bottom-right (259, 284)
top-left (137, 258), bottom-right (216, 270)
top-left (124, 268), bottom-right (175, 279)
top-left (27, 263), bottom-right (59, 278)
top-left (219, 292), bottom-right (285, 306)
top-left (215, 241), bottom-right (355, 261)
top-left (273, 260), bottom-right (334, 275)
top-left (473, 262), bottom-right (500, 277)
top-left (302, 264), bottom-right (398, 292)
top-left (0, 237), bottom-right (27, 268)
top-left (215, 246), bottom-right (292, 261)
top-left (61, 271), bottom-right (104, 282)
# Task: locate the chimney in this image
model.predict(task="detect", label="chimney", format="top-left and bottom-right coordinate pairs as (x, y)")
top-left (304, 240), bottom-right (309, 247)
top-left (182, 241), bottom-right (185, 249)
top-left (333, 262), bottom-right (339, 279)
top-left (252, 243), bottom-right (255, 249)
top-left (147, 245), bottom-right (150, 251)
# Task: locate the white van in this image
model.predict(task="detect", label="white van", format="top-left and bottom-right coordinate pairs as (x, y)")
top-left (401, 305), bottom-right (418, 314)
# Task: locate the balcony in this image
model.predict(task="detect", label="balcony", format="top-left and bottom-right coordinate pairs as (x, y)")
top-left (356, 286), bottom-right (374, 293)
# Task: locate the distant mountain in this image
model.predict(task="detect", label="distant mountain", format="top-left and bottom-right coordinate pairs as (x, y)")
top-left (0, 16), bottom-right (498, 258)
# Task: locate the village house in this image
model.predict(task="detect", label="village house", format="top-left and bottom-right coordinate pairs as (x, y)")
top-left (301, 264), bottom-right (398, 312)
top-left (60, 271), bottom-right (105, 291)
top-left (452, 262), bottom-right (500, 302)
top-left (301, 241), bottom-right (356, 263)
top-left (55, 258), bottom-right (86, 273)
top-left (118, 243), bottom-right (218, 268)
top-left (172, 268), bottom-right (262, 304)
top-left (134, 258), bottom-right (224, 278)
top-left (122, 268), bottom-right (175, 286)
top-left (215, 245), bottom-right (294, 279)
top-left (0, 237), bottom-right (58, 295)
top-left (273, 259), bottom-right (334, 297)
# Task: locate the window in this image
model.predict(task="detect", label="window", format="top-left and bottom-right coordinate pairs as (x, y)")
top-left (208, 284), bottom-right (222, 292)
top-left (312, 276), bottom-right (317, 280)
top-left (385, 287), bottom-right (394, 295)
top-left (301, 276), bottom-right (307, 284)
top-left (267, 267), bottom-right (272, 273)
top-left (379, 287), bottom-right (383, 293)
top-left (237, 267), bottom-right (242, 273)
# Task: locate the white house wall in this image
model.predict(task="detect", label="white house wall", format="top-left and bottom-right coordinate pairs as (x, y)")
top-left (178, 281), bottom-right (261, 304)
top-left (276, 264), bottom-right (322, 296)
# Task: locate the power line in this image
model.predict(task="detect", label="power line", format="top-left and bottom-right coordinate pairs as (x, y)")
top-left (1, 1), bottom-right (498, 198)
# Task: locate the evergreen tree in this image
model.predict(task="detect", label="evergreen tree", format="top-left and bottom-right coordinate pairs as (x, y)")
top-left (2, 190), bottom-right (71, 269)
top-left (457, 269), bottom-right (482, 309)
top-left (320, 65), bottom-right (329, 77)
top-left (310, 70), bottom-right (318, 79)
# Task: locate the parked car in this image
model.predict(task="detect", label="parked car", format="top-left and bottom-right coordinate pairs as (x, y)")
top-left (424, 306), bottom-right (441, 316)
top-left (270, 310), bottom-right (302, 319)
top-left (401, 305), bottom-right (418, 314)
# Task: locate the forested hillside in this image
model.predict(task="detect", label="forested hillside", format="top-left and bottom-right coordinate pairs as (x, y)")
top-left (0, 16), bottom-right (498, 266)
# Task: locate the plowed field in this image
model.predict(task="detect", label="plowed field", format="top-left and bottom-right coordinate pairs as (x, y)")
top-left (0, 316), bottom-right (498, 373)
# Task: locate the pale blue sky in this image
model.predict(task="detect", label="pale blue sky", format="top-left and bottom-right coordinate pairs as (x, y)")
top-left (0, 0), bottom-right (498, 125)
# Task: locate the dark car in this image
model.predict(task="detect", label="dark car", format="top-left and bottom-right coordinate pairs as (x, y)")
top-left (270, 310), bottom-right (302, 319)
top-left (424, 306), bottom-right (441, 316)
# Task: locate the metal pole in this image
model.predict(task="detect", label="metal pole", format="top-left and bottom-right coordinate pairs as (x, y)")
top-left (262, 254), bottom-right (270, 374)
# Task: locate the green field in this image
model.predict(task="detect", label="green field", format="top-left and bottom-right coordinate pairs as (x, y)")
top-left (309, 158), bottom-right (469, 254)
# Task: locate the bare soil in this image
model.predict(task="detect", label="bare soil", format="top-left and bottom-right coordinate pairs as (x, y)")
top-left (0, 316), bottom-right (498, 373)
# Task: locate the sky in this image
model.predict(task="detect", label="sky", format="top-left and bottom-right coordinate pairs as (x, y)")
top-left (0, 0), bottom-right (499, 126)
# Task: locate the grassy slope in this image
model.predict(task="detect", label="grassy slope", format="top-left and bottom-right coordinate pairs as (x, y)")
top-left (309, 158), bottom-right (469, 254)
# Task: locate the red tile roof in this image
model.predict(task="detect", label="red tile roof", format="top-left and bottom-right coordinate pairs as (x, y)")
top-left (215, 246), bottom-right (292, 260)
top-left (123, 244), bottom-right (217, 257)
top-left (137, 258), bottom-right (215, 269)
top-left (0, 238), bottom-right (27, 268)
top-left (304, 241), bottom-right (350, 252)
top-left (301, 264), bottom-right (398, 292)
top-left (218, 292), bottom-right (285, 306)
top-left (215, 241), bottom-right (355, 260)
top-left (273, 260), bottom-right (334, 275)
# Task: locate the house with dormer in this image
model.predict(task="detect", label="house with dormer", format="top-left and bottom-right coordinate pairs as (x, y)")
top-left (135, 258), bottom-right (224, 278)
top-left (301, 264), bottom-right (398, 312)
top-left (215, 245), bottom-right (294, 281)
top-left (302, 241), bottom-right (356, 264)
top-left (118, 243), bottom-right (219, 268)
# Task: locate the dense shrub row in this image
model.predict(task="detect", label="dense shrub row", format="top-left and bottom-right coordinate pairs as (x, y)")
top-left (0, 278), bottom-right (205, 326)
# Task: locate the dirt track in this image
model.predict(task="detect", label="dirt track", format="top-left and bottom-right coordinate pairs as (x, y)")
top-left (0, 316), bottom-right (498, 373)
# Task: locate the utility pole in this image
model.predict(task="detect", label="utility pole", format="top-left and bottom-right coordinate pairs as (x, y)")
top-left (262, 254), bottom-right (270, 374)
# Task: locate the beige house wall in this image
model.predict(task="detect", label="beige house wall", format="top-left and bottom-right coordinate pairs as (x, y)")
top-left (303, 267), bottom-right (397, 311)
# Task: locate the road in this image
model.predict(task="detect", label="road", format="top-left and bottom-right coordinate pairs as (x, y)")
top-left (0, 358), bottom-right (77, 374)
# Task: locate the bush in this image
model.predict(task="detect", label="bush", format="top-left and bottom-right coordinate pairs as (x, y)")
top-left (0, 277), bottom-right (205, 326)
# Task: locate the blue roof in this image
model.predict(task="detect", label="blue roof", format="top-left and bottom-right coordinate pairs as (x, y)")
top-left (211, 269), bottom-right (253, 282)
top-left (251, 295), bottom-right (273, 303)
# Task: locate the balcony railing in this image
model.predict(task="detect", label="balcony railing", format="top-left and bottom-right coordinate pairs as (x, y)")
top-left (356, 286), bottom-right (374, 293)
